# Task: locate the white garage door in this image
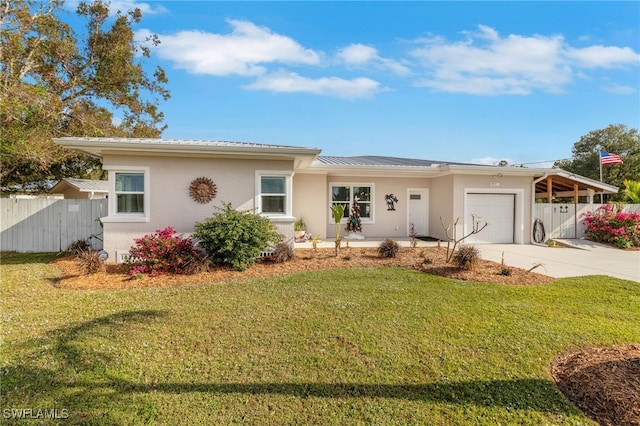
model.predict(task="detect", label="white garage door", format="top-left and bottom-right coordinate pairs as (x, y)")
top-left (466, 193), bottom-right (515, 243)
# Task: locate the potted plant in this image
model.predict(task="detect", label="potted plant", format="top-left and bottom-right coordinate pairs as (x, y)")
top-left (294, 217), bottom-right (306, 240)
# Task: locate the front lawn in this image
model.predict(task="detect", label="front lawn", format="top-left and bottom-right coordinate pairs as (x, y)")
top-left (1, 253), bottom-right (638, 425)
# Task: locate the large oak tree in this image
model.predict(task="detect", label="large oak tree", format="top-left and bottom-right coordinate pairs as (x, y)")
top-left (554, 124), bottom-right (639, 200)
top-left (1, 0), bottom-right (169, 192)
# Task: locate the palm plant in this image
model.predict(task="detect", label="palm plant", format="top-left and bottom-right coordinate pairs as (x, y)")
top-left (622, 180), bottom-right (640, 203)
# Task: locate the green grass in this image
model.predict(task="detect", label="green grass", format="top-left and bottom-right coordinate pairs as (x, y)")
top-left (1, 253), bottom-right (639, 425)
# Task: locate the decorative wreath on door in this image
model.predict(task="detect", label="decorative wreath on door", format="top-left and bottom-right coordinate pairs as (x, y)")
top-left (189, 177), bottom-right (217, 204)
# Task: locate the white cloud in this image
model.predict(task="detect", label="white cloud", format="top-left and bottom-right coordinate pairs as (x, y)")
top-left (244, 71), bottom-right (383, 99)
top-left (603, 83), bottom-right (637, 95)
top-left (137, 20), bottom-right (321, 76)
top-left (337, 43), bottom-right (411, 76)
top-left (410, 25), bottom-right (639, 95)
top-left (565, 45), bottom-right (640, 69)
top-left (470, 156), bottom-right (513, 166)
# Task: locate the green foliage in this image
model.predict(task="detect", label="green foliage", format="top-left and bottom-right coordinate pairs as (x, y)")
top-left (294, 217), bottom-right (306, 231)
top-left (554, 124), bottom-right (639, 200)
top-left (378, 238), bottom-right (399, 258)
top-left (330, 204), bottom-right (345, 240)
top-left (453, 244), bottom-right (481, 270)
top-left (1, 0), bottom-right (170, 192)
top-left (622, 180), bottom-right (640, 203)
top-left (193, 203), bottom-right (280, 271)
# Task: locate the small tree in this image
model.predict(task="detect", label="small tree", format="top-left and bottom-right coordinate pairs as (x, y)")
top-left (193, 203), bottom-right (280, 271)
top-left (440, 215), bottom-right (489, 263)
top-left (330, 204), bottom-right (346, 256)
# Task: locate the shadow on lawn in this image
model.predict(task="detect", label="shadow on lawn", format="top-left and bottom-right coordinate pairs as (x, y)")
top-left (3, 310), bottom-right (583, 423)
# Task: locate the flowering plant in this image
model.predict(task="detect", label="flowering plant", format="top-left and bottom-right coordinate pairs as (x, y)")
top-left (582, 205), bottom-right (640, 249)
top-left (126, 227), bottom-right (204, 276)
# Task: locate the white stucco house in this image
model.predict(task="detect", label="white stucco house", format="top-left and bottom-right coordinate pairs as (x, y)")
top-left (53, 137), bottom-right (618, 261)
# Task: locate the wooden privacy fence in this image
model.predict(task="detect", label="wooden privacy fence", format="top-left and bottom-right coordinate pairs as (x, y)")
top-left (533, 203), bottom-right (640, 240)
top-left (1, 198), bottom-right (107, 253)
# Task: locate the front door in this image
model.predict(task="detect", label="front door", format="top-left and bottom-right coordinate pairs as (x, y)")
top-left (408, 189), bottom-right (429, 236)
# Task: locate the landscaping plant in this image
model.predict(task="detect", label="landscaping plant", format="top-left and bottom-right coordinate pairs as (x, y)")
top-left (453, 244), bottom-right (481, 270)
top-left (193, 202), bottom-right (280, 271)
top-left (75, 249), bottom-right (106, 274)
top-left (330, 204), bottom-right (346, 256)
top-left (440, 214), bottom-right (489, 263)
top-left (582, 204), bottom-right (640, 248)
top-left (271, 241), bottom-right (295, 263)
top-left (126, 226), bottom-right (206, 276)
top-left (378, 238), bottom-right (399, 258)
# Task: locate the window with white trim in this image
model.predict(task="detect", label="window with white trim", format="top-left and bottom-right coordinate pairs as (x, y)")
top-left (104, 166), bottom-right (150, 222)
top-left (256, 171), bottom-right (293, 217)
top-left (115, 172), bottom-right (145, 213)
top-left (331, 184), bottom-right (373, 222)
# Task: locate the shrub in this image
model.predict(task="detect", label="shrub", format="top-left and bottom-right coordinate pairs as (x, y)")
top-left (126, 227), bottom-right (204, 277)
top-left (453, 245), bottom-right (481, 270)
top-left (271, 241), bottom-right (295, 263)
top-left (582, 205), bottom-right (640, 249)
top-left (193, 203), bottom-right (280, 271)
top-left (378, 238), bottom-right (399, 258)
top-left (76, 250), bottom-right (105, 274)
top-left (67, 239), bottom-right (91, 255)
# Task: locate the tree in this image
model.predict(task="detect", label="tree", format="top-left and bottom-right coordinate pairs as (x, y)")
top-left (346, 198), bottom-right (362, 234)
top-left (554, 124), bottom-right (639, 200)
top-left (1, 0), bottom-right (170, 192)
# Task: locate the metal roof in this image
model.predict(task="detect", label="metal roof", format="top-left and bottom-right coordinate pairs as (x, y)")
top-left (55, 137), bottom-right (312, 150)
top-left (315, 155), bottom-right (478, 167)
top-left (50, 178), bottom-right (108, 194)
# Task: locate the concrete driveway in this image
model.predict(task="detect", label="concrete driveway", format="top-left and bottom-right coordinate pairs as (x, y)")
top-left (476, 240), bottom-right (640, 282)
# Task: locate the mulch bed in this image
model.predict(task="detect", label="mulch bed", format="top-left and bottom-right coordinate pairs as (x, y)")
top-left (48, 246), bottom-right (554, 291)
top-left (551, 344), bottom-right (640, 426)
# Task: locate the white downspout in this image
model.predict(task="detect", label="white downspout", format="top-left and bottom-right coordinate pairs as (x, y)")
top-left (531, 174), bottom-right (548, 247)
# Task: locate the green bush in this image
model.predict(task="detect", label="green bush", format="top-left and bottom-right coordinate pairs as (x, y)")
top-left (378, 238), bottom-right (399, 258)
top-left (193, 203), bottom-right (280, 271)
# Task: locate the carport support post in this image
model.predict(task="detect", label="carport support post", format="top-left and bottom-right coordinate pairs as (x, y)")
top-left (547, 176), bottom-right (553, 236)
top-left (574, 183), bottom-right (579, 239)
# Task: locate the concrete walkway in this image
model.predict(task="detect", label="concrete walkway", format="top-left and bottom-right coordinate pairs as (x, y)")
top-left (295, 237), bottom-right (640, 282)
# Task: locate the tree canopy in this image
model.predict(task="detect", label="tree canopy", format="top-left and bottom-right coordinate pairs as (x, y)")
top-left (1, 0), bottom-right (170, 192)
top-left (554, 124), bottom-right (640, 200)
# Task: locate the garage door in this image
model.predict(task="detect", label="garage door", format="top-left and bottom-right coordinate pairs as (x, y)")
top-left (466, 193), bottom-right (515, 243)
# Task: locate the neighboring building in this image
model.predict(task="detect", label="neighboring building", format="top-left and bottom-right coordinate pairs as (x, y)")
top-left (53, 137), bottom-right (618, 261)
top-left (50, 178), bottom-right (108, 199)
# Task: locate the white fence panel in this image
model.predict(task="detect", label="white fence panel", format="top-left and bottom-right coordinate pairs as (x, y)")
top-left (1, 198), bottom-right (107, 252)
top-left (533, 203), bottom-right (640, 241)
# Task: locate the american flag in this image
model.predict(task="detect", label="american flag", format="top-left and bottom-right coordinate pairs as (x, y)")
top-left (600, 150), bottom-right (623, 166)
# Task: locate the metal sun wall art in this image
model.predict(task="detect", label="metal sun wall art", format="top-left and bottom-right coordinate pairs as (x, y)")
top-left (189, 177), bottom-right (217, 204)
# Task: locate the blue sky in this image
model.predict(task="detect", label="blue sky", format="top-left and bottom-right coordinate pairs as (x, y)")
top-left (84, 1), bottom-right (639, 166)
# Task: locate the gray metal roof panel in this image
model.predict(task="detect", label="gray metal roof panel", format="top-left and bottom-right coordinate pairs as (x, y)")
top-left (315, 155), bottom-right (479, 167)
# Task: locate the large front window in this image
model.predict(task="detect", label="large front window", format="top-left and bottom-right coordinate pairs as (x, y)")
top-left (115, 172), bottom-right (144, 213)
top-left (331, 184), bottom-right (373, 222)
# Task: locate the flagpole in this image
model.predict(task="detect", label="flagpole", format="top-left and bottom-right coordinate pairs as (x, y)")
top-left (598, 146), bottom-right (603, 203)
